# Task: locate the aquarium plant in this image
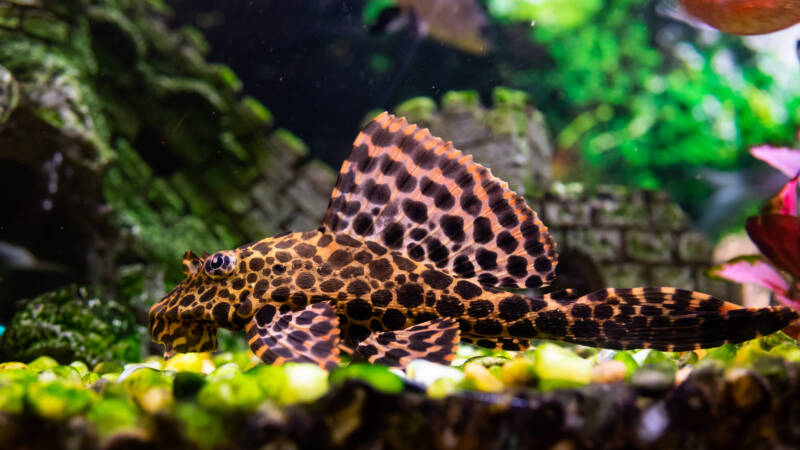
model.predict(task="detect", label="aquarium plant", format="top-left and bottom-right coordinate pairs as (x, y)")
top-left (711, 136), bottom-right (800, 333)
top-left (483, 0), bottom-right (800, 221)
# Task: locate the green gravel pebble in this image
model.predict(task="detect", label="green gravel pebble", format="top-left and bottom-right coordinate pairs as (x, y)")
top-left (769, 344), bottom-right (800, 362)
top-left (612, 351), bottom-right (639, 379)
top-left (82, 372), bottom-right (100, 385)
top-left (174, 402), bottom-right (226, 449)
top-left (281, 363), bottom-right (329, 404)
top-left (703, 344), bottom-right (738, 362)
top-left (198, 372), bottom-right (266, 412)
top-left (87, 398), bottom-right (139, 437)
top-left (0, 382), bottom-right (26, 414)
top-left (534, 343), bottom-right (592, 389)
top-left (330, 363), bottom-right (404, 394)
top-left (69, 361), bottom-right (89, 376)
top-left (38, 366), bottom-right (82, 384)
top-left (427, 377), bottom-right (458, 398)
top-left (28, 356), bottom-right (59, 372)
top-left (27, 381), bottom-right (94, 420)
top-left (173, 371), bottom-right (207, 400)
top-left (246, 364), bottom-right (287, 399)
top-left (206, 363), bottom-right (242, 383)
top-left (94, 361), bottom-right (124, 375)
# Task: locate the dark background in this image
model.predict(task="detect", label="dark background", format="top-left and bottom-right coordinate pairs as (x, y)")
top-left (166, 0), bottom-right (547, 166)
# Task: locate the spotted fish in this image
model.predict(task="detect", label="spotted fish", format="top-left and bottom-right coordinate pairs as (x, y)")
top-left (148, 112), bottom-right (799, 370)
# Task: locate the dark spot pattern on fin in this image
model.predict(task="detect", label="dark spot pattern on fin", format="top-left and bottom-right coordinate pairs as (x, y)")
top-left (322, 112), bottom-right (558, 289)
top-left (461, 335), bottom-right (531, 351)
top-left (246, 302), bottom-right (341, 371)
top-left (355, 318), bottom-right (461, 368)
top-left (537, 287), bottom-right (800, 352)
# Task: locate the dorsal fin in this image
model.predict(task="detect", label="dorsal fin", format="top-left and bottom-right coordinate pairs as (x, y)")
top-left (322, 111), bottom-right (557, 289)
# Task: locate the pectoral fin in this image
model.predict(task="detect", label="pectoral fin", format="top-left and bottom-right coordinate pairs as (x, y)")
top-left (356, 318), bottom-right (460, 368)
top-left (246, 302), bottom-right (341, 371)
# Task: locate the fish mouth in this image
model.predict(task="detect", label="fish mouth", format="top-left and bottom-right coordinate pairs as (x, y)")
top-left (149, 295), bottom-right (219, 356)
top-left (153, 319), bottom-right (219, 356)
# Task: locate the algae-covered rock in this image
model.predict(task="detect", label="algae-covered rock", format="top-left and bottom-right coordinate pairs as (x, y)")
top-left (0, 286), bottom-right (140, 366)
top-left (0, 64), bottom-right (17, 125)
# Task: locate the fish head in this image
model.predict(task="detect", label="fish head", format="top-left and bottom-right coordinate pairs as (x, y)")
top-left (148, 247), bottom-right (250, 356)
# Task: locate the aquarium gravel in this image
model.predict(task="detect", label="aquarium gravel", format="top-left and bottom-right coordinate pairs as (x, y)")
top-left (2, 334), bottom-right (800, 448)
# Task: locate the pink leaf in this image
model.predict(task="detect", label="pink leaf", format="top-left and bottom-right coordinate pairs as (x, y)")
top-left (776, 292), bottom-right (800, 310)
top-left (765, 176), bottom-right (798, 216)
top-left (750, 145), bottom-right (800, 178)
top-left (709, 255), bottom-right (790, 295)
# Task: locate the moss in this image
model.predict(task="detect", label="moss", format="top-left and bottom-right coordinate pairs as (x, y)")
top-left (240, 96), bottom-right (273, 127)
top-left (168, 172), bottom-right (213, 216)
top-left (212, 63), bottom-right (242, 92)
top-left (271, 128), bottom-right (309, 156)
top-left (394, 96), bottom-right (437, 124)
top-left (0, 286), bottom-right (140, 367)
top-left (20, 10), bottom-right (69, 42)
top-left (441, 89), bottom-right (481, 114)
top-left (219, 131), bottom-right (249, 162)
top-left (492, 86), bottom-right (529, 110)
top-left (146, 178), bottom-right (186, 218)
top-left (87, 5), bottom-right (147, 59)
top-left (0, 4), bottom-right (19, 28)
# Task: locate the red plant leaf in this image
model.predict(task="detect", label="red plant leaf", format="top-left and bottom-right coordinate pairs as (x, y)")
top-left (709, 255), bottom-right (790, 295)
top-left (750, 145), bottom-right (800, 178)
top-left (782, 322), bottom-right (800, 341)
top-left (746, 214), bottom-right (800, 280)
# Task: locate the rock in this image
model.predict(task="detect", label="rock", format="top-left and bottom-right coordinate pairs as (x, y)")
top-left (725, 368), bottom-right (770, 412)
top-left (630, 363), bottom-right (676, 396)
top-left (625, 230), bottom-right (674, 264)
top-left (0, 64), bottom-right (17, 125)
top-left (463, 362), bottom-right (504, 392)
top-left (591, 360), bottom-right (627, 384)
top-left (0, 286), bottom-right (139, 367)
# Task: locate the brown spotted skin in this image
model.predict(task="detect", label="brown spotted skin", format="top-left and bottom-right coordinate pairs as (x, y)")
top-left (149, 112), bottom-right (800, 369)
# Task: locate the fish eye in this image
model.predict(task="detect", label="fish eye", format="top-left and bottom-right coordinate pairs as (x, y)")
top-left (204, 251), bottom-right (237, 279)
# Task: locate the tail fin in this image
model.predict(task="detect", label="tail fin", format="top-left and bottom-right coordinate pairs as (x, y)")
top-left (537, 287), bottom-right (798, 351)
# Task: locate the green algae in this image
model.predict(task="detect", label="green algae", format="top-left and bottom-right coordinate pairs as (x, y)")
top-left (0, 286), bottom-right (140, 367)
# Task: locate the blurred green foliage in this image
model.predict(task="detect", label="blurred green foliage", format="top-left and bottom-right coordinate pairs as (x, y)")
top-left (487, 0), bottom-right (603, 28)
top-left (486, 0), bottom-right (800, 214)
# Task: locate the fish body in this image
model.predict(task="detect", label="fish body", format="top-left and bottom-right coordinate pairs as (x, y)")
top-left (370, 0), bottom-right (489, 55)
top-left (679, 0), bottom-right (800, 35)
top-left (149, 112), bottom-right (798, 370)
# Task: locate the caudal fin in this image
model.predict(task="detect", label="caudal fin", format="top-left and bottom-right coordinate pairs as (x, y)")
top-left (537, 287), bottom-right (798, 351)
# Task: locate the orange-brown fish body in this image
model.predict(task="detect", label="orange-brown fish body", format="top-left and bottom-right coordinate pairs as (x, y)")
top-left (149, 112), bottom-right (799, 371)
top-left (680, 0), bottom-right (800, 35)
